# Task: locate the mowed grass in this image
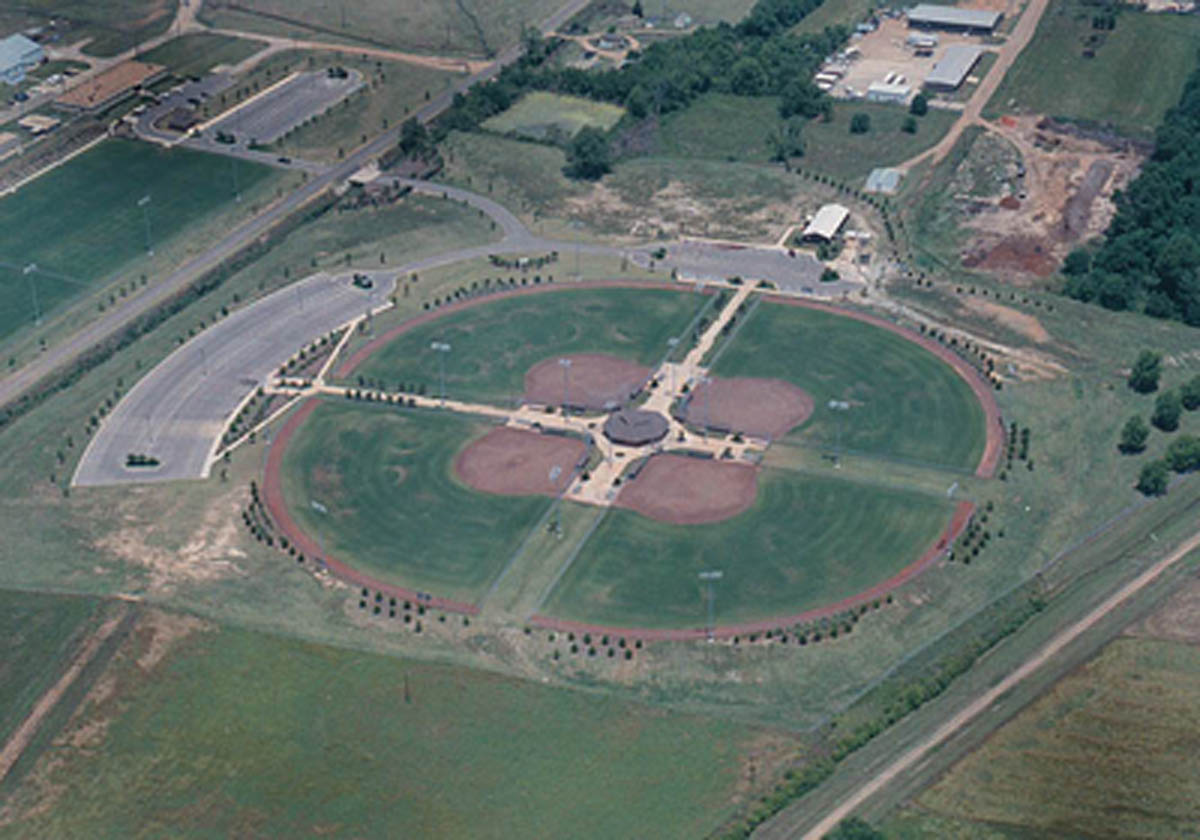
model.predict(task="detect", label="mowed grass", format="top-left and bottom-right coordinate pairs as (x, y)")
top-left (0, 617), bottom-right (778, 840)
top-left (0, 1), bottom-right (176, 57)
top-left (281, 403), bottom-right (549, 600)
top-left (985, 2), bottom-right (1200, 137)
top-left (545, 471), bottom-right (952, 628)
top-left (140, 33), bottom-right (268, 78)
top-left (655, 95), bottom-right (957, 181)
top-left (714, 302), bottom-right (986, 470)
top-left (483, 91), bottom-right (626, 142)
top-left (0, 139), bottom-right (272, 344)
top-left (351, 286), bottom-right (706, 405)
top-left (890, 637), bottom-right (1200, 839)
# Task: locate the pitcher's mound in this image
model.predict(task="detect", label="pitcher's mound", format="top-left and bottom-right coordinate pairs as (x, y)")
top-left (616, 454), bottom-right (758, 524)
top-left (455, 427), bottom-right (586, 496)
top-left (525, 353), bottom-right (650, 411)
top-left (684, 377), bottom-right (813, 439)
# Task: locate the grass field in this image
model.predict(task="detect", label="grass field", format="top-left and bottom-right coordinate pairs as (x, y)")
top-left (281, 403), bottom-right (551, 600)
top-left (483, 91), bottom-right (626, 142)
top-left (198, 0), bottom-right (565, 58)
top-left (349, 286), bottom-right (706, 405)
top-left (655, 95), bottom-right (957, 182)
top-left (887, 636), bottom-right (1200, 839)
top-left (714, 302), bottom-right (987, 470)
top-left (791, 0), bottom-right (874, 34)
top-left (985, 2), bottom-right (1200, 137)
top-left (140, 33), bottom-right (268, 78)
top-left (0, 611), bottom-right (783, 839)
top-left (0, 1), bottom-right (176, 57)
top-left (0, 139), bottom-right (273, 346)
top-left (545, 471), bottom-right (952, 628)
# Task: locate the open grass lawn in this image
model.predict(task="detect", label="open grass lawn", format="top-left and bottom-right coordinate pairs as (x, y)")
top-left (655, 95), bottom-right (957, 182)
top-left (714, 302), bottom-right (987, 470)
top-left (791, 0), bottom-right (874, 34)
top-left (198, 0), bottom-right (565, 58)
top-left (888, 637), bottom-right (1200, 839)
top-left (985, 2), bottom-right (1200, 137)
top-left (351, 286), bottom-right (706, 405)
top-left (483, 91), bottom-right (626, 142)
top-left (281, 403), bottom-right (550, 600)
top-left (140, 33), bottom-right (268, 78)
top-left (0, 139), bottom-right (272, 345)
top-left (0, 1), bottom-right (176, 57)
top-left (545, 471), bottom-right (951, 628)
top-left (0, 615), bottom-right (779, 839)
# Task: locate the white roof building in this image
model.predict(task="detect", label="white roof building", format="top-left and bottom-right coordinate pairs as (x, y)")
top-left (802, 204), bottom-right (850, 241)
top-left (906, 4), bottom-right (1003, 32)
top-left (866, 80), bottom-right (912, 103)
top-left (925, 45), bottom-right (985, 90)
top-left (0, 34), bottom-right (44, 85)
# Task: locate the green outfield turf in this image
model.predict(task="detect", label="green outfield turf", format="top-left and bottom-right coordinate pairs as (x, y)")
top-left (350, 286), bottom-right (706, 405)
top-left (482, 92), bottom-right (626, 142)
top-left (280, 402), bottom-right (550, 600)
top-left (0, 139), bottom-right (273, 344)
top-left (543, 470), bottom-right (951, 628)
top-left (714, 303), bottom-right (987, 470)
top-left (0, 616), bottom-right (782, 839)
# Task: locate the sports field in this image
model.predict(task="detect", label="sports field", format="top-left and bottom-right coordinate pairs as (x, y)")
top-left (0, 139), bottom-right (273, 344)
top-left (544, 471), bottom-right (953, 628)
top-left (482, 92), bottom-right (626, 142)
top-left (714, 303), bottom-right (986, 469)
top-left (0, 614), bottom-right (783, 839)
top-left (280, 403), bottom-right (551, 600)
top-left (348, 286), bottom-right (707, 405)
top-left (140, 33), bottom-right (268, 78)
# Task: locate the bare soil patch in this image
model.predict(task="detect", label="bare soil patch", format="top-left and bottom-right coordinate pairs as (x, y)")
top-left (616, 455), bottom-right (758, 525)
top-left (1125, 575), bottom-right (1200, 644)
top-left (455, 428), bottom-right (586, 497)
top-left (684, 377), bottom-right (813, 439)
top-left (524, 353), bottom-right (650, 411)
top-left (961, 298), bottom-right (1051, 343)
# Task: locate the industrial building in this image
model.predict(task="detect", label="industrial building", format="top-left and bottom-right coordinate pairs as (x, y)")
top-left (925, 44), bottom-right (985, 90)
top-left (866, 80), bottom-right (912, 104)
top-left (906, 4), bottom-right (1003, 33)
top-left (0, 33), bottom-right (45, 85)
top-left (801, 204), bottom-right (850, 242)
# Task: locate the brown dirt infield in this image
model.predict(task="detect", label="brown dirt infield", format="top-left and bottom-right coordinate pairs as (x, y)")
top-left (454, 427), bottom-right (586, 496)
top-left (524, 353), bottom-right (650, 411)
top-left (683, 377), bottom-right (814, 439)
top-left (616, 455), bottom-right (758, 525)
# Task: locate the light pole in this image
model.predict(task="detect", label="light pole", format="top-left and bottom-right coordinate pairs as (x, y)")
top-left (699, 569), bottom-right (722, 641)
top-left (231, 156), bottom-right (241, 202)
top-left (310, 498), bottom-right (328, 563)
top-left (138, 195), bottom-right (153, 255)
top-left (828, 400), bottom-right (850, 465)
top-left (549, 465), bottom-right (563, 535)
top-left (430, 341), bottom-right (451, 406)
top-left (22, 263), bottom-right (40, 325)
top-left (700, 375), bottom-right (713, 439)
top-left (559, 357), bottom-right (572, 414)
top-left (667, 337), bottom-right (680, 394)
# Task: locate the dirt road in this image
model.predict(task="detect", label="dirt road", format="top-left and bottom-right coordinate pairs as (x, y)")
top-left (792, 527), bottom-right (1200, 840)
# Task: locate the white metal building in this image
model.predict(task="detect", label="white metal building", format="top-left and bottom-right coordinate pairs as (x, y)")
top-left (0, 34), bottom-right (44, 85)
top-left (801, 204), bottom-right (850, 242)
top-left (866, 80), bottom-right (912, 104)
top-left (906, 4), bottom-right (1002, 33)
top-left (925, 45), bottom-right (985, 90)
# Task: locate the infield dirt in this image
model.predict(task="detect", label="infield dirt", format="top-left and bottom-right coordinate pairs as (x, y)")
top-left (455, 427), bottom-right (587, 497)
top-left (524, 353), bottom-right (650, 410)
top-left (684, 377), bottom-right (814, 439)
top-left (616, 455), bottom-right (758, 525)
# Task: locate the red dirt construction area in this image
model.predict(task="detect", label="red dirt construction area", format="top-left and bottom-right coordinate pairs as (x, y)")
top-left (616, 454), bottom-right (758, 525)
top-left (683, 377), bottom-right (814, 439)
top-left (524, 353), bottom-right (650, 411)
top-left (454, 427), bottom-right (586, 496)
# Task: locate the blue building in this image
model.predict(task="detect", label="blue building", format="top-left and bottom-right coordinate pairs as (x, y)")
top-left (0, 34), bottom-right (45, 86)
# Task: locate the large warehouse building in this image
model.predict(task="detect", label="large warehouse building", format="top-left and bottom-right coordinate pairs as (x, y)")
top-left (0, 33), bottom-right (45, 85)
top-left (906, 4), bottom-right (1003, 33)
top-left (925, 44), bottom-right (985, 91)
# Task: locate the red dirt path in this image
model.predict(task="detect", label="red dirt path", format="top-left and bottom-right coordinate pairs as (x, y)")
top-left (683, 377), bottom-right (813, 439)
top-left (616, 455), bottom-right (758, 524)
top-left (524, 353), bottom-right (649, 411)
top-left (455, 427), bottom-right (586, 496)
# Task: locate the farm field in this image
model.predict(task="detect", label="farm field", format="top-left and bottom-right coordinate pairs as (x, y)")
top-left (348, 286), bottom-right (707, 405)
top-left (0, 139), bottom-right (273, 346)
top-left (140, 33), bottom-right (268, 78)
top-left (198, 0), bottom-right (565, 58)
top-left (0, 1), bottom-right (177, 57)
top-left (544, 471), bottom-right (952, 628)
top-left (985, 1), bottom-right (1200, 137)
top-left (635, 0), bottom-right (758, 24)
top-left (713, 302), bottom-right (987, 470)
top-left (482, 91), bottom-right (625, 142)
top-left (0, 612), bottom-right (783, 839)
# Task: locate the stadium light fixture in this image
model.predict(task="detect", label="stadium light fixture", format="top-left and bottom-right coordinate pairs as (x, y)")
top-left (698, 569), bottom-right (723, 641)
top-left (827, 399), bottom-right (851, 465)
top-left (549, 465), bottom-right (563, 534)
top-left (309, 498), bottom-right (328, 562)
top-left (430, 341), bottom-right (451, 406)
top-left (137, 195), bottom-right (153, 255)
top-left (558, 357), bottom-right (572, 414)
top-left (22, 263), bottom-right (41, 325)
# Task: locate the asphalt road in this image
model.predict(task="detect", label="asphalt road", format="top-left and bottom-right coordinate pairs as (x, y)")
top-left (73, 270), bottom-right (393, 486)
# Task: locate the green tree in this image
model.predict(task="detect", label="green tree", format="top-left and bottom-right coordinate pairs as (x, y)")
top-left (767, 117), bottom-right (805, 166)
top-left (632, 0), bottom-right (644, 16)
top-left (825, 817), bottom-right (885, 839)
top-left (1165, 435), bottom-right (1200, 473)
top-left (398, 117), bottom-right (429, 155)
top-left (1118, 414), bottom-right (1149, 454)
top-left (909, 94), bottom-right (928, 116)
top-left (1182, 374), bottom-right (1200, 410)
top-left (625, 83), bottom-right (650, 119)
top-left (564, 126), bottom-right (611, 180)
top-left (1128, 350), bottom-right (1162, 393)
top-left (1062, 248), bottom-right (1091, 276)
top-left (1152, 390), bottom-right (1182, 431)
top-left (902, 116), bottom-right (917, 134)
top-left (1137, 459), bottom-right (1171, 496)
top-left (849, 113), bottom-right (871, 134)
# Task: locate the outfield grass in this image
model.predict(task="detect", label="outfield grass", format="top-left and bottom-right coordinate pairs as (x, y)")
top-left (985, 2), bottom-right (1200, 137)
top-left (0, 615), bottom-right (781, 839)
top-left (483, 91), bottom-right (626, 142)
top-left (350, 286), bottom-right (706, 405)
top-left (714, 302), bottom-right (987, 470)
top-left (0, 139), bottom-right (273, 345)
top-left (544, 471), bottom-right (952, 628)
top-left (281, 403), bottom-right (551, 600)
top-left (140, 33), bottom-right (268, 78)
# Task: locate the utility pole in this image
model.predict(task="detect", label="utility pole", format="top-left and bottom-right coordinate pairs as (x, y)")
top-left (22, 263), bottom-right (41, 325)
top-left (430, 341), bottom-right (451, 406)
top-left (138, 195), bottom-right (153, 255)
top-left (699, 569), bottom-right (722, 641)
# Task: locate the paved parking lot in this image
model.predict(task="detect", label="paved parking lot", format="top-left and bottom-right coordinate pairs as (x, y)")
top-left (204, 70), bottom-right (363, 145)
